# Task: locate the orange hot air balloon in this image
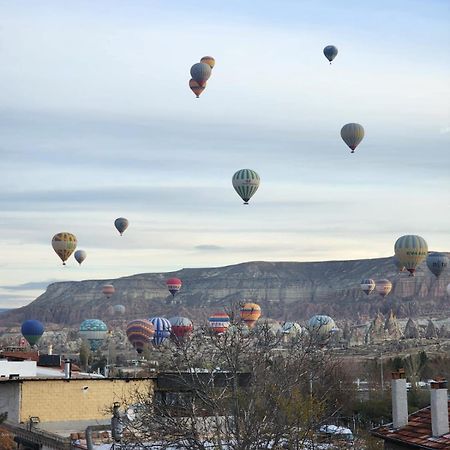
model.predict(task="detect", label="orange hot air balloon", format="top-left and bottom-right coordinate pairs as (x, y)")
top-left (200, 56), bottom-right (215, 69)
top-left (189, 79), bottom-right (205, 98)
top-left (240, 302), bottom-right (261, 328)
top-left (102, 284), bottom-right (115, 299)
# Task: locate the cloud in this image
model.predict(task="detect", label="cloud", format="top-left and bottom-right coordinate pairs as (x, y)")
top-left (2, 280), bottom-right (57, 291)
top-left (194, 245), bottom-right (224, 251)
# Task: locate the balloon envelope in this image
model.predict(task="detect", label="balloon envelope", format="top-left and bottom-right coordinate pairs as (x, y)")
top-left (376, 279), bottom-right (392, 298)
top-left (79, 319), bottom-right (108, 351)
top-left (360, 279), bottom-right (376, 295)
top-left (232, 169), bottom-right (260, 204)
top-left (394, 235), bottom-right (428, 276)
top-left (21, 320), bottom-right (44, 347)
top-left (102, 284), bottom-right (115, 299)
top-left (308, 315), bottom-right (336, 338)
top-left (74, 250), bottom-right (87, 265)
top-left (190, 62), bottom-right (211, 87)
top-left (240, 302), bottom-right (261, 328)
top-left (341, 123), bottom-right (365, 153)
top-left (114, 217), bottom-right (129, 236)
top-left (323, 45), bottom-right (338, 62)
top-left (280, 321), bottom-right (302, 336)
top-left (166, 278), bottom-right (182, 297)
top-left (426, 252), bottom-right (448, 277)
top-left (113, 304), bottom-right (126, 315)
top-left (208, 312), bottom-right (230, 334)
top-left (392, 256), bottom-right (406, 272)
top-left (149, 317), bottom-right (171, 346)
top-left (169, 316), bottom-right (193, 340)
top-left (126, 319), bottom-right (155, 354)
top-left (189, 79), bottom-right (205, 98)
top-left (52, 232), bottom-right (77, 265)
top-left (200, 56), bottom-right (215, 69)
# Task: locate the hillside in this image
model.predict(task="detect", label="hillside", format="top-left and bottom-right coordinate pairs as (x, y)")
top-left (2, 256), bottom-right (450, 326)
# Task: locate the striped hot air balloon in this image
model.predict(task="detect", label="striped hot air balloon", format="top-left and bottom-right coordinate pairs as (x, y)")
top-left (189, 79), bottom-right (205, 98)
top-left (102, 284), bottom-right (115, 299)
top-left (169, 316), bottom-right (193, 341)
top-left (376, 279), bottom-right (392, 298)
top-left (360, 279), bottom-right (376, 295)
top-left (394, 235), bottom-right (428, 276)
top-left (240, 302), bottom-right (261, 328)
top-left (190, 62), bottom-right (211, 87)
top-left (426, 252), bottom-right (448, 278)
top-left (200, 56), bottom-right (215, 69)
top-left (126, 319), bottom-right (155, 354)
top-left (232, 169), bottom-right (260, 205)
top-left (208, 312), bottom-right (230, 334)
top-left (52, 232), bottom-right (77, 265)
top-left (166, 278), bottom-right (182, 297)
top-left (21, 320), bottom-right (44, 347)
top-left (341, 123), bottom-right (365, 153)
top-left (149, 317), bottom-right (171, 346)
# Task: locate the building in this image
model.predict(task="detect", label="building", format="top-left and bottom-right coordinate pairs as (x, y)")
top-left (371, 370), bottom-right (450, 449)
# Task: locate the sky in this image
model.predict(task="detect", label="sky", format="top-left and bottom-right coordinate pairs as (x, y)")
top-left (0, 0), bottom-right (449, 308)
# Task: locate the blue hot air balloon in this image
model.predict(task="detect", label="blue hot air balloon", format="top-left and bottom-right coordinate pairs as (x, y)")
top-left (21, 320), bottom-right (44, 347)
top-left (79, 319), bottom-right (108, 351)
top-left (323, 45), bottom-right (338, 63)
top-left (426, 252), bottom-right (448, 278)
top-left (149, 317), bottom-right (171, 346)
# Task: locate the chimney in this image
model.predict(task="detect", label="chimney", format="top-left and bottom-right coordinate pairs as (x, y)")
top-left (430, 379), bottom-right (449, 437)
top-left (391, 369), bottom-right (408, 429)
top-left (48, 345), bottom-right (53, 355)
top-left (64, 359), bottom-right (72, 379)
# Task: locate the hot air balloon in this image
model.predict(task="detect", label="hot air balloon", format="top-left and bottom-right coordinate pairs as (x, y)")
top-left (79, 319), bottom-right (108, 351)
top-left (392, 256), bottom-right (406, 273)
top-left (447, 283), bottom-right (450, 296)
top-left (323, 45), bottom-right (338, 63)
top-left (232, 169), bottom-right (260, 205)
top-left (280, 321), bottom-right (302, 336)
top-left (360, 279), bottom-right (376, 295)
top-left (166, 278), bottom-right (182, 298)
top-left (340, 123), bottom-right (365, 153)
top-left (308, 315), bottom-right (336, 338)
top-left (52, 232), bottom-right (77, 265)
top-left (190, 62), bottom-right (211, 87)
top-left (21, 320), bottom-right (44, 347)
top-left (256, 318), bottom-right (282, 335)
top-left (114, 217), bottom-right (129, 236)
top-left (200, 56), bottom-right (215, 69)
top-left (426, 252), bottom-right (448, 278)
top-left (394, 235), bottom-right (428, 276)
top-left (102, 284), bottom-right (115, 299)
top-left (149, 317), bottom-right (171, 346)
top-left (113, 304), bottom-right (126, 315)
top-left (208, 312), bottom-right (230, 334)
top-left (169, 316), bottom-right (193, 341)
top-left (189, 79), bottom-right (205, 98)
top-left (74, 250), bottom-right (87, 265)
top-left (240, 302), bottom-right (261, 328)
top-left (376, 279), bottom-right (392, 298)
top-left (126, 319), bottom-right (155, 354)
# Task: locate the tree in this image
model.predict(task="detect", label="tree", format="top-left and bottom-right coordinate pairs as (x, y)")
top-left (117, 321), bottom-right (355, 449)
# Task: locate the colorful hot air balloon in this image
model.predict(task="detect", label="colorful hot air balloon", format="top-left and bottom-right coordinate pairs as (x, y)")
top-left (114, 217), bottom-right (129, 236)
top-left (189, 79), bottom-right (205, 98)
top-left (232, 169), bottom-right (260, 205)
top-left (113, 304), bottom-right (126, 315)
top-left (190, 62), bottom-right (211, 87)
top-left (149, 317), bottom-right (171, 346)
top-left (169, 316), bottom-right (193, 341)
top-left (126, 319), bottom-right (155, 354)
top-left (200, 56), bottom-right (215, 69)
top-left (392, 256), bottom-right (406, 273)
top-left (323, 45), bottom-right (338, 63)
top-left (240, 302), bottom-right (261, 328)
top-left (208, 312), bottom-right (230, 334)
top-left (79, 319), bottom-right (108, 351)
top-left (308, 315), bottom-right (336, 337)
top-left (340, 123), bottom-right (365, 153)
top-left (52, 232), bottom-right (77, 265)
top-left (21, 320), bottom-right (44, 347)
top-left (360, 279), bottom-right (376, 295)
top-left (102, 284), bottom-right (115, 299)
top-left (394, 235), bottom-right (428, 276)
top-left (376, 279), bottom-right (392, 298)
top-left (166, 278), bottom-right (182, 298)
top-left (426, 252), bottom-right (448, 278)
top-left (74, 250), bottom-right (87, 265)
